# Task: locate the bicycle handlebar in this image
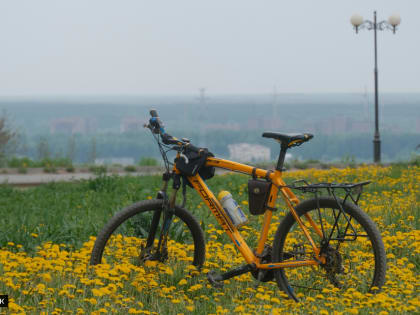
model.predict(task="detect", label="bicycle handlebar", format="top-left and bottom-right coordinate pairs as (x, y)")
top-left (147, 109), bottom-right (201, 153)
top-left (150, 109), bottom-right (158, 118)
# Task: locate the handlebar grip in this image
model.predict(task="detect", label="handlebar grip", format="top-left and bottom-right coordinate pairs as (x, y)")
top-left (150, 109), bottom-right (158, 117)
top-left (161, 133), bottom-right (204, 154)
top-left (162, 133), bottom-right (179, 145)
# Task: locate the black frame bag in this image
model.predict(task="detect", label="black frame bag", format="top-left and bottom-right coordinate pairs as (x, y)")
top-left (248, 177), bottom-right (271, 215)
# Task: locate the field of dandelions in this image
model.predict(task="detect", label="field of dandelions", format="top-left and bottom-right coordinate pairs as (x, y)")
top-left (0, 164), bottom-right (419, 314)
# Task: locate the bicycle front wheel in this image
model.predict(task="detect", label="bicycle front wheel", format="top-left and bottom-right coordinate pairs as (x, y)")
top-left (272, 196), bottom-right (386, 301)
top-left (90, 199), bottom-right (206, 270)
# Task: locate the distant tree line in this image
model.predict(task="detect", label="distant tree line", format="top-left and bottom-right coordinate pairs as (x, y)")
top-left (10, 130), bottom-right (419, 164)
top-left (1, 96), bottom-right (419, 164)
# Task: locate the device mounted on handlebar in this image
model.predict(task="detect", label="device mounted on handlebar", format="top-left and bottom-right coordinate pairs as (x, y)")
top-left (146, 109), bottom-right (205, 150)
top-left (148, 109), bottom-right (166, 135)
top-left (145, 108), bottom-right (215, 185)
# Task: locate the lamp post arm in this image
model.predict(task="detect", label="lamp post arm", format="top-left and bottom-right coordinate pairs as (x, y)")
top-left (356, 20), bottom-right (396, 33)
top-left (363, 20), bottom-right (375, 30)
top-left (354, 20), bottom-right (374, 33)
top-left (378, 20), bottom-right (398, 33)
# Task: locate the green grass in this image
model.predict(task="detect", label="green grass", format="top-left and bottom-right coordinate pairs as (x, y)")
top-left (0, 175), bottom-right (160, 252)
top-left (0, 165), bottom-right (417, 253)
top-left (124, 165), bottom-right (137, 172)
top-left (138, 157), bottom-right (159, 166)
top-left (0, 172), bottom-right (242, 252)
top-left (0, 164), bottom-right (418, 314)
top-left (17, 166), bottom-right (28, 174)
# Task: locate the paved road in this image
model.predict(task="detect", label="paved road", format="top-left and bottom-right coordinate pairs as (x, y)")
top-left (0, 172), bottom-right (159, 186)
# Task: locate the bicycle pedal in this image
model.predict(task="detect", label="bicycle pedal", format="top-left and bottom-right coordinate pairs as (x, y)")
top-left (207, 270), bottom-right (224, 288)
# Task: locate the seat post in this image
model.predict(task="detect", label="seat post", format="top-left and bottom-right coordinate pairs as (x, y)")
top-left (276, 144), bottom-right (288, 171)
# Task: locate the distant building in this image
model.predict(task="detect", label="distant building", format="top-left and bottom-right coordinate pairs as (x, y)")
top-left (120, 118), bottom-right (143, 133)
top-left (50, 117), bottom-right (96, 134)
top-left (228, 143), bottom-right (271, 162)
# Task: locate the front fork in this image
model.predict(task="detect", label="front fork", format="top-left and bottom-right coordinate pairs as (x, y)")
top-left (141, 172), bottom-right (181, 262)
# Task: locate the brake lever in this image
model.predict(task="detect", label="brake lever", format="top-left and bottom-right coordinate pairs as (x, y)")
top-left (180, 152), bottom-right (189, 164)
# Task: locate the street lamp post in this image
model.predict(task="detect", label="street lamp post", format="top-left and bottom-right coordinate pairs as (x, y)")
top-left (350, 11), bottom-right (401, 163)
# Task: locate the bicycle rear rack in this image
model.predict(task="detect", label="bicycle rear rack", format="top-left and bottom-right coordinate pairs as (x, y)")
top-left (288, 180), bottom-right (371, 206)
top-left (285, 180), bottom-right (371, 245)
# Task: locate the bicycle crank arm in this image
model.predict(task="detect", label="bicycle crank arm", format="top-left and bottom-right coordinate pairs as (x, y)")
top-left (207, 264), bottom-right (256, 288)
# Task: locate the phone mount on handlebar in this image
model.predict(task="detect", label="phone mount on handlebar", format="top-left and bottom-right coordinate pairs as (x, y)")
top-left (148, 109), bottom-right (165, 134)
top-left (145, 108), bottom-right (215, 184)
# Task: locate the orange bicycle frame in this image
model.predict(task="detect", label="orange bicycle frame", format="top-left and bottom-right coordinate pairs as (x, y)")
top-left (174, 156), bottom-right (326, 269)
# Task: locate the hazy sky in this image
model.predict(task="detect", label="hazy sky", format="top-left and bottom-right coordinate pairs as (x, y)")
top-left (1, 0), bottom-right (419, 96)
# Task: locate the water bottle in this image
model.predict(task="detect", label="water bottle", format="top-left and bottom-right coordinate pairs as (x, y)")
top-left (218, 191), bottom-right (248, 227)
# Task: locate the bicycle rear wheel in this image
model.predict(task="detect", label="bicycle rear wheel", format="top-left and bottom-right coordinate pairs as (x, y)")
top-left (272, 196), bottom-right (386, 301)
top-left (90, 199), bottom-right (205, 270)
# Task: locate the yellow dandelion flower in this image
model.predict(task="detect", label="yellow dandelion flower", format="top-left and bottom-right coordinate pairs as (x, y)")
top-left (234, 305), bottom-right (245, 312)
top-left (85, 298), bottom-right (97, 305)
top-left (178, 279), bottom-right (187, 285)
top-left (144, 260), bottom-right (158, 267)
top-left (41, 273), bottom-right (52, 282)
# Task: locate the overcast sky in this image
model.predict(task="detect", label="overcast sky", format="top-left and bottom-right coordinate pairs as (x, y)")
top-left (1, 0), bottom-right (419, 96)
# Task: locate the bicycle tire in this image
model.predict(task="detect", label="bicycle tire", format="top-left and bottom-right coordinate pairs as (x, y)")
top-left (272, 196), bottom-right (386, 301)
top-left (90, 199), bottom-right (206, 269)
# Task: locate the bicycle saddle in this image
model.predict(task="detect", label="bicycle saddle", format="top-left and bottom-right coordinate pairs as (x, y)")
top-left (262, 132), bottom-right (313, 148)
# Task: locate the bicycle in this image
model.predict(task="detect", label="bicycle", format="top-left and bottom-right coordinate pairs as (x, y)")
top-left (90, 109), bottom-right (386, 301)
